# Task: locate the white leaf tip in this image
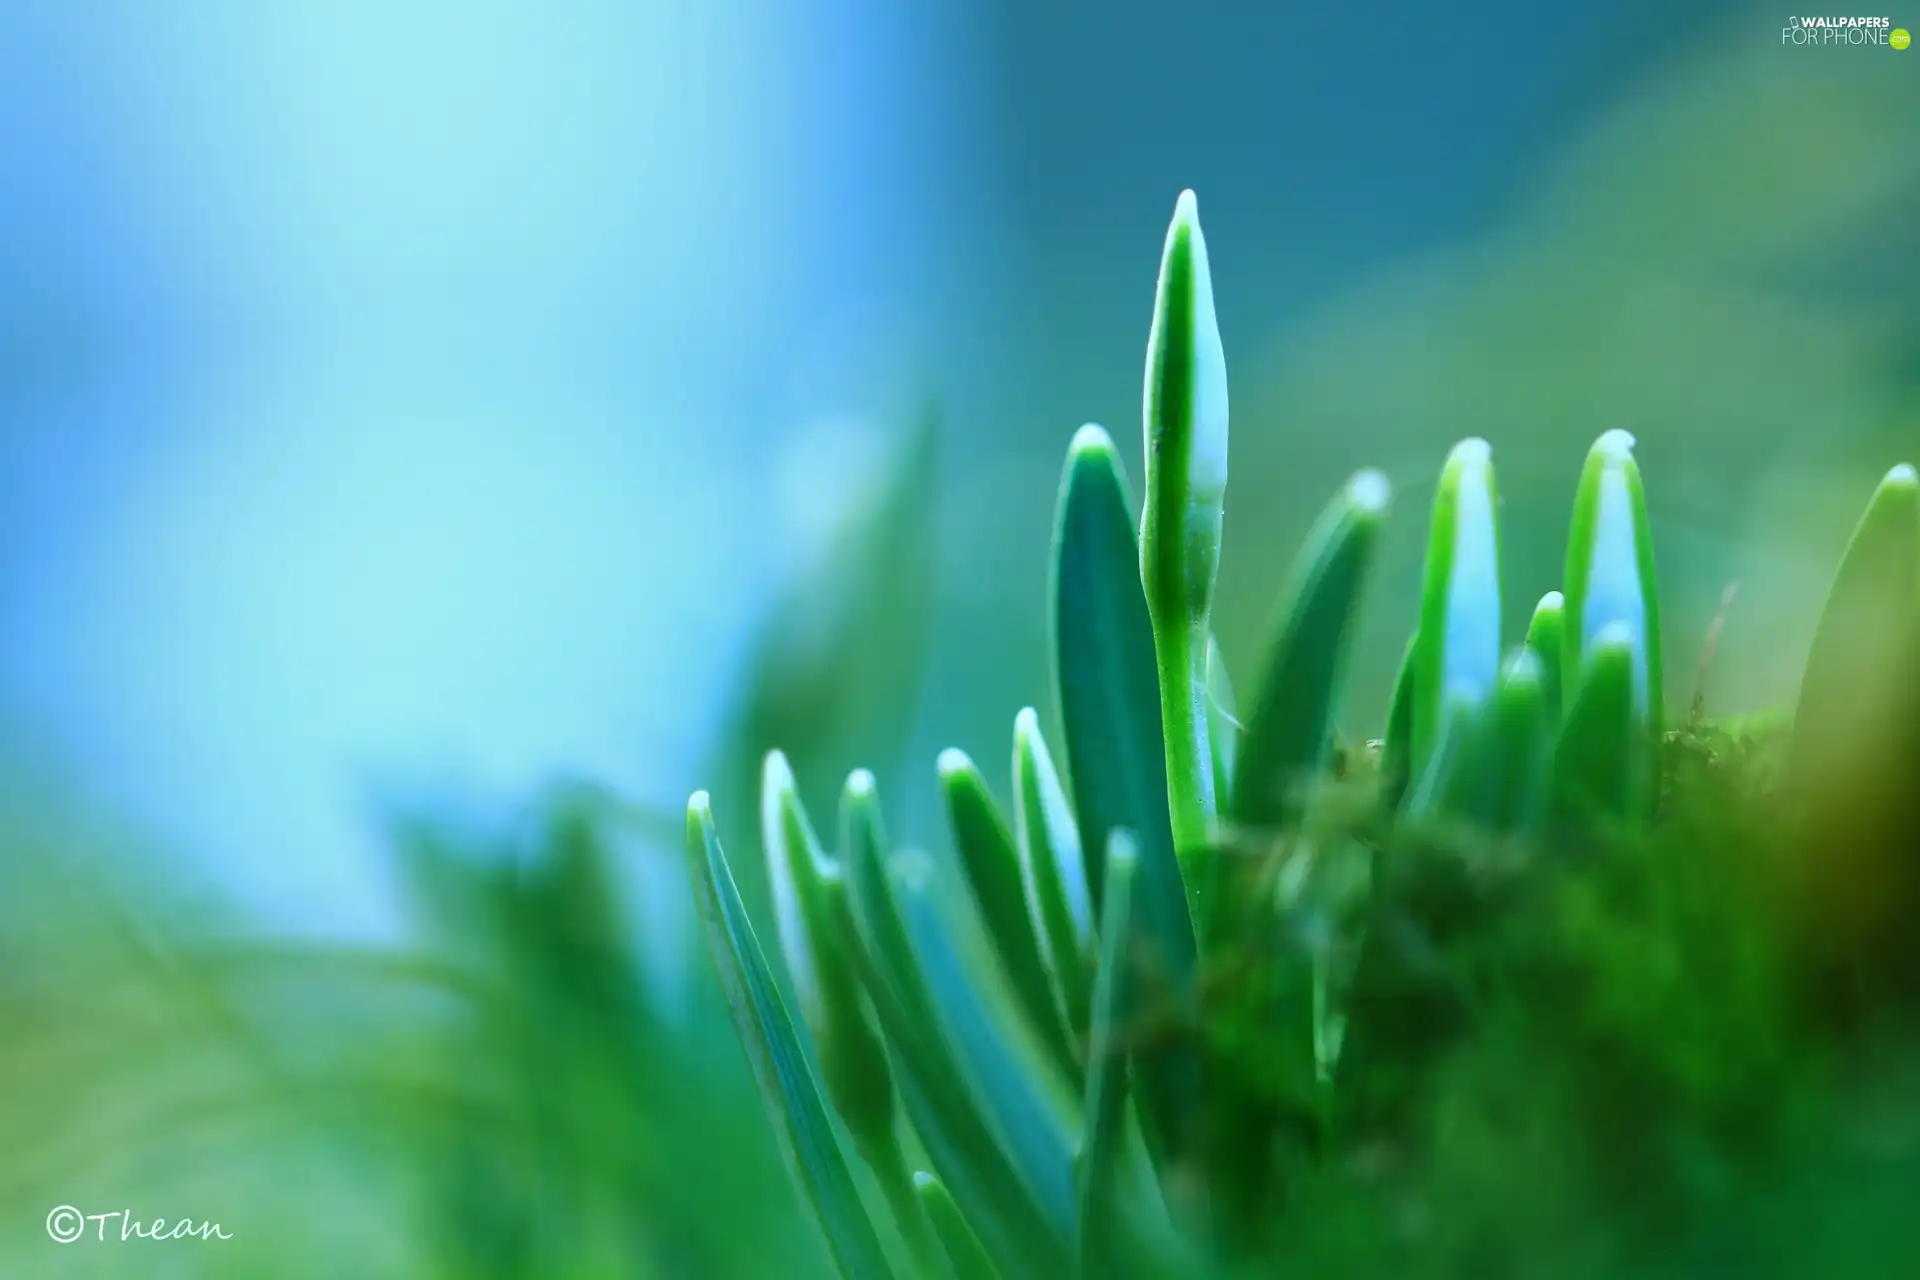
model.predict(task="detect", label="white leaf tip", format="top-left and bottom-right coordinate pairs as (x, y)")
top-left (1349, 469), bottom-right (1391, 513)
top-left (1594, 429), bottom-right (1637, 462)
top-left (1068, 422), bottom-right (1117, 458)
top-left (1593, 619), bottom-right (1637, 650)
top-left (1449, 437), bottom-right (1493, 468)
top-left (761, 749), bottom-right (796, 792)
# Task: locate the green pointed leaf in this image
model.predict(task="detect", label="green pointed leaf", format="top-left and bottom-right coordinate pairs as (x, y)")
top-left (1141, 189), bottom-right (1230, 855)
top-left (1523, 590), bottom-right (1567, 722)
top-left (1050, 425), bottom-right (1182, 920)
top-left (1552, 625), bottom-right (1647, 824)
top-left (1412, 438), bottom-right (1503, 781)
top-left (1562, 430), bottom-right (1663, 792)
top-left (915, 1173), bottom-right (1002, 1280)
top-left (1012, 709), bottom-right (1096, 1059)
top-left (1231, 469), bottom-right (1390, 831)
top-left (1077, 832), bottom-right (1139, 1280)
top-left (840, 774), bottom-right (1073, 1275)
top-left (684, 793), bottom-right (895, 1280)
top-left (1405, 690), bottom-right (1480, 823)
top-left (891, 848), bottom-right (1079, 1240)
top-left (763, 751), bottom-right (899, 1163)
top-left (1378, 633), bottom-right (1418, 813)
top-left (1440, 649), bottom-right (1551, 834)
top-left (940, 749), bottom-right (1078, 1082)
top-left (1047, 425), bottom-right (1203, 1181)
top-left (1788, 462), bottom-right (1920, 801)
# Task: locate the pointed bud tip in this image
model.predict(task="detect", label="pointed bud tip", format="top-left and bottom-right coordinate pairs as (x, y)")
top-left (1884, 462), bottom-right (1917, 490)
top-left (935, 747), bottom-right (975, 781)
top-left (1593, 619), bottom-right (1637, 652)
top-left (688, 790), bottom-right (712, 817)
top-left (1537, 590), bottom-right (1566, 612)
top-left (1449, 437), bottom-right (1493, 468)
top-left (1013, 706), bottom-right (1040, 741)
top-left (1068, 422), bottom-right (1117, 461)
top-left (1175, 188), bottom-right (1200, 223)
top-left (1349, 469), bottom-right (1391, 514)
top-left (761, 749), bottom-right (796, 793)
top-left (1593, 429), bottom-right (1638, 463)
top-left (844, 769), bottom-right (876, 798)
top-left (912, 1171), bottom-right (936, 1192)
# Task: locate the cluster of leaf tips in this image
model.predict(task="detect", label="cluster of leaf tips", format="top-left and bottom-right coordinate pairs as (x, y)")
top-left (684, 191), bottom-right (1920, 1278)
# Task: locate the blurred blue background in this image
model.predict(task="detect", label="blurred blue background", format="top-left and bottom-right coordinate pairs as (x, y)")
top-left (0, 0), bottom-right (992, 938)
top-left (2, 0), bottom-right (1915, 942)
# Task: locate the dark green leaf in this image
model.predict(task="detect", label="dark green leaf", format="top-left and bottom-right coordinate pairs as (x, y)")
top-left (939, 749), bottom-right (1078, 1082)
top-left (1231, 470), bottom-right (1390, 831)
top-left (1049, 425), bottom-right (1204, 1176)
top-left (685, 793), bottom-right (894, 1280)
top-left (915, 1172), bottom-right (1002, 1280)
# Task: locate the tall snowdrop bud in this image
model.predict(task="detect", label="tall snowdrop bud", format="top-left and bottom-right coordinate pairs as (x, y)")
top-left (1141, 190), bottom-right (1231, 850)
top-left (1563, 430), bottom-right (1663, 735)
top-left (1411, 438), bottom-right (1503, 777)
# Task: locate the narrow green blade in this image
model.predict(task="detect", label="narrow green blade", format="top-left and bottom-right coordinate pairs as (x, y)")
top-left (1077, 833), bottom-right (1139, 1279)
top-left (1524, 590), bottom-right (1567, 723)
top-left (1783, 464), bottom-right (1920, 960)
top-left (1050, 424), bottom-right (1188, 925)
top-left (1013, 709), bottom-right (1096, 1061)
top-left (763, 751), bottom-right (898, 1161)
top-left (685, 793), bottom-right (895, 1280)
top-left (1788, 462), bottom-right (1920, 799)
top-left (915, 1173), bottom-right (1002, 1280)
top-left (1562, 430), bottom-right (1663, 799)
top-left (1440, 649), bottom-right (1551, 834)
top-left (1049, 425), bottom-right (1204, 1175)
top-left (940, 749), bottom-right (1078, 1082)
top-left (840, 774), bottom-right (1073, 1275)
top-left (1411, 438), bottom-right (1503, 781)
top-left (1231, 470), bottom-right (1390, 831)
top-left (1552, 627), bottom-right (1645, 825)
top-left (1378, 632), bottom-right (1418, 813)
top-left (892, 849), bottom-right (1080, 1232)
top-left (1405, 691), bottom-right (1478, 823)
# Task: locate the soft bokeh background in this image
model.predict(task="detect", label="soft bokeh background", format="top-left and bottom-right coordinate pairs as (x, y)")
top-left (0, 1), bottom-right (1915, 1274)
